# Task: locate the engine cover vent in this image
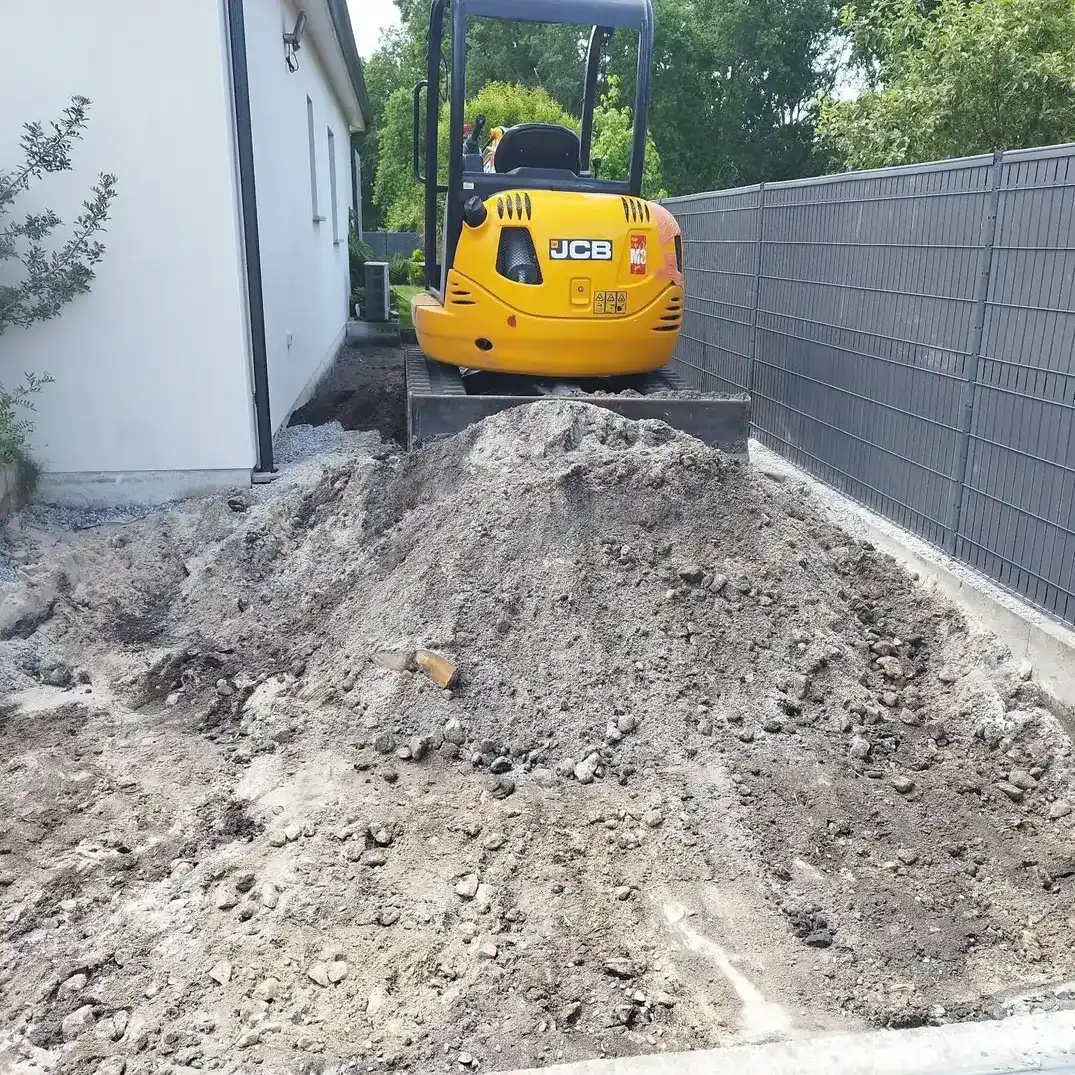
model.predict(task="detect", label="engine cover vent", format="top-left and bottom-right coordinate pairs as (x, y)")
top-left (496, 227), bottom-right (543, 285)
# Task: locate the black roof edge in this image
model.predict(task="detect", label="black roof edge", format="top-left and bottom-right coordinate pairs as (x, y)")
top-left (326, 0), bottom-right (373, 127)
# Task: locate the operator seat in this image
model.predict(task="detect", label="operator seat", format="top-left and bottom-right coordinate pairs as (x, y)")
top-left (493, 123), bottom-right (581, 175)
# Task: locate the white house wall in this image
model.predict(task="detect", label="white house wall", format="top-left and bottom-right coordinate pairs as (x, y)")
top-left (242, 0), bottom-right (354, 432)
top-left (0, 1), bottom-right (257, 479)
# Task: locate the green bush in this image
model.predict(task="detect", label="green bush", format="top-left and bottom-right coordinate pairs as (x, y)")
top-left (388, 254), bottom-right (412, 285)
top-left (0, 375), bottom-right (52, 489)
top-left (407, 247), bottom-right (425, 286)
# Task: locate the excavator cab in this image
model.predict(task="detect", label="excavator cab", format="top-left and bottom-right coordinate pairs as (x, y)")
top-left (410, 0), bottom-right (685, 379)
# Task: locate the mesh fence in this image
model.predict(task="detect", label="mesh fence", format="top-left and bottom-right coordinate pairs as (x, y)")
top-left (665, 144), bottom-right (1075, 625)
top-left (363, 231), bottom-right (421, 259)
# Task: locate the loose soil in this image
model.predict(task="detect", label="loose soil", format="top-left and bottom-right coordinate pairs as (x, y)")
top-left (1, 383), bottom-right (1074, 1075)
top-left (288, 345), bottom-right (406, 445)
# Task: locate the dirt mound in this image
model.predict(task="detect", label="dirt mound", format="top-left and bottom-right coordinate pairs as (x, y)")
top-left (2, 400), bottom-right (1074, 1075)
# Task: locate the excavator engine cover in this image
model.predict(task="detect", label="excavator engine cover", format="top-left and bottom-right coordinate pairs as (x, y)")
top-left (413, 190), bottom-right (684, 379)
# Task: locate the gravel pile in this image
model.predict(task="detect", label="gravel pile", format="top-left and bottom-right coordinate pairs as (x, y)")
top-left (272, 420), bottom-right (382, 466)
top-left (1, 400), bottom-right (1073, 1075)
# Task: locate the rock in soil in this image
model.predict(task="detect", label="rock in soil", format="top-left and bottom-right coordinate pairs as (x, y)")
top-left (1, 398), bottom-right (1074, 1074)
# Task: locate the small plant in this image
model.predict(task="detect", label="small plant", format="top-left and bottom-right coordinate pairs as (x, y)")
top-left (408, 247), bottom-right (425, 287)
top-left (0, 95), bottom-right (117, 485)
top-left (0, 373), bottom-right (52, 492)
top-left (387, 254), bottom-right (412, 285)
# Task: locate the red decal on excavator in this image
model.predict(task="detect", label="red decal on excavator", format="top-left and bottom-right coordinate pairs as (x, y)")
top-left (630, 234), bottom-right (647, 275)
top-left (650, 205), bottom-right (684, 286)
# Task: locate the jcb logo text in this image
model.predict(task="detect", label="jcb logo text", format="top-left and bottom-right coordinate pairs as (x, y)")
top-left (549, 239), bottom-right (613, 261)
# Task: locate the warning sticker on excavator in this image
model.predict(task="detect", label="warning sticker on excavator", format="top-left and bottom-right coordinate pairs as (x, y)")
top-left (593, 290), bottom-right (627, 315)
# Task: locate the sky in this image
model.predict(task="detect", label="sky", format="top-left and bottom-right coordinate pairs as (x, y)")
top-left (347, 0), bottom-right (400, 56)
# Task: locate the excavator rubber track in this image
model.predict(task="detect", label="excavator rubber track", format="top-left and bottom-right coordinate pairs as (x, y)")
top-left (405, 347), bottom-right (751, 454)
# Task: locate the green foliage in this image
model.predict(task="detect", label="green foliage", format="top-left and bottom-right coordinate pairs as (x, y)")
top-left (359, 0), bottom-right (837, 217)
top-left (590, 77), bottom-right (665, 197)
top-left (373, 86), bottom-right (426, 231)
top-left (0, 373), bottom-right (53, 473)
top-left (357, 2), bottom-right (584, 224)
top-left (819, 0), bottom-right (1075, 169)
top-left (14, 449), bottom-right (42, 500)
top-left (406, 247), bottom-right (425, 286)
top-left (388, 253), bottom-right (413, 285)
top-left (608, 0), bottom-right (839, 192)
top-left (348, 226), bottom-right (373, 282)
top-left (449, 81), bottom-right (577, 154)
top-left (465, 23), bottom-right (588, 112)
top-left (392, 284), bottom-right (422, 329)
top-left (1, 96), bottom-right (118, 332)
top-left (0, 95), bottom-right (117, 476)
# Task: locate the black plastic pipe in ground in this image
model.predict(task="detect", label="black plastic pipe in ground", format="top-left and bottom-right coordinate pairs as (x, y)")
top-left (224, 0), bottom-right (276, 477)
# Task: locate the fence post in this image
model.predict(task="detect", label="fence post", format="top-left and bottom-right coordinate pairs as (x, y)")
top-left (943, 150), bottom-right (1004, 555)
top-left (746, 182), bottom-right (766, 398)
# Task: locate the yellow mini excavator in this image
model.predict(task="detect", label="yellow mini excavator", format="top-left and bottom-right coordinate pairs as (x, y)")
top-left (404, 0), bottom-right (750, 451)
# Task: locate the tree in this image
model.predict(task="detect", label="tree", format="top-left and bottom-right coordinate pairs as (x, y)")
top-left (611, 0), bottom-right (839, 192)
top-left (372, 85), bottom-right (424, 231)
top-left (356, 1), bottom-right (430, 231)
top-left (464, 21), bottom-right (588, 112)
top-left (818, 0), bottom-right (1075, 170)
top-left (0, 96), bottom-right (117, 475)
top-left (590, 76), bottom-right (666, 197)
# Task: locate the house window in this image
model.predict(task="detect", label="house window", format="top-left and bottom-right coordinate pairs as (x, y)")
top-left (328, 128), bottom-right (339, 243)
top-left (306, 97), bottom-right (322, 222)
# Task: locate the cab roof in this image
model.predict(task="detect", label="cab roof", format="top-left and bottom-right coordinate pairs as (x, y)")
top-left (461, 0), bottom-right (651, 30)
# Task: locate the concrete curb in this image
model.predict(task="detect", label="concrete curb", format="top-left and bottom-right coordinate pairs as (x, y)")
top-left (345, 319), bottom-right (401, 345)
top-left (498, 1010), bottom-right (1075, 1075)
top-left (38, 468), bottom-right (251, 508)
top-left (749, 440), bottom-right (1075, 720)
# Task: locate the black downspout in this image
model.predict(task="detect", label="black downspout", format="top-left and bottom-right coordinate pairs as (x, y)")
top-left (224, 0), bottom-right (276, 477)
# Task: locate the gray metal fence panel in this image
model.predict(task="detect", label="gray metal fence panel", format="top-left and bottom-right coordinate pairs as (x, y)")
top-left (954, 147), bottom-right (1075, 623)
top-left (363, 231), bottom-right (421, 259)
top-left (666, 143), bottom-right (1075, 625)
top-left (667, 187), bottom-right (761, 394)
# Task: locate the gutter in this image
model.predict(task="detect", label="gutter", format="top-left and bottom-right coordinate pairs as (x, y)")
top-left (326, 0), bottom-right (373, 127)
top-left (223, 0), bottom-right (276, 478)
